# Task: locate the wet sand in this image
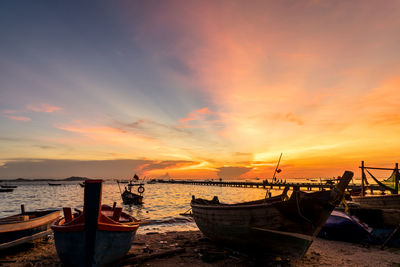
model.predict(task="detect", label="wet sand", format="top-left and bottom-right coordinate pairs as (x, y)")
top-left (1, 231), bottom-right (400, 266)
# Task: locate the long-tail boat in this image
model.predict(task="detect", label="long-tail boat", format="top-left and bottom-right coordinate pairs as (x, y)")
top-left (117, 175), bottom-right (144, 205)
top-left (191, 171), bottom-right (353, 259)
top-left (0, 205), bottom-right (60, 250)
top-left (351, 161), bottom-right (400, 209)
top-left (52, 180), bottom-right (139, 267)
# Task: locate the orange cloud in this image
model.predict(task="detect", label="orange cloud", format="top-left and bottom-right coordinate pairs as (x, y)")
top-left (4, 115), bottom-right (32, 122)
top-left (27, 103), bottom-right (62, 113)
top-left (179, 107), bottom-right (220, 128)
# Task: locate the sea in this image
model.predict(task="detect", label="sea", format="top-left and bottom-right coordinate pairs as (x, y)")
top-left (0, 178), bottom-right (364, 234)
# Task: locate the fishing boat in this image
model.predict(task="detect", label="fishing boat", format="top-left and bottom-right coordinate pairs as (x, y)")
top-left (0, 188), bottom-right (13, 193)
top-left (52, 180), bottom-right (139, 266)
top-left (336, 205), bottom-right (400, 247)
top-left (318, 210), bottom-right (373, 243)
top-left (0, 205), bottom-right (60, 250)
top-left (1, 185), bottom-right (17, 189)
top-left (351, 161), bottom-right (400, 209)
top-left (191, 171), bottom-right (353, 259)
top-left (117, 174), bottom-right (144, 205)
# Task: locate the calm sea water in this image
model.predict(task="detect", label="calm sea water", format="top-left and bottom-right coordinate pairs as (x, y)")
top-left (0, 178), bottom-right (365, 234)
top-left (0, 181), bottom-right (279, 234)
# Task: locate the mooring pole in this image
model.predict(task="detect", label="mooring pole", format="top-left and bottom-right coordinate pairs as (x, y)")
top-left (395, 163), bottom-right (399, 194)
top-left (361, 161), bottom-right (366, 196)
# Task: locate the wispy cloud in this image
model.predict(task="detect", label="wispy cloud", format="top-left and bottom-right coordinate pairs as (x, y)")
top-left (26, 103), bottom-right (62, 113)
top-left (4, 115), bottom-right (31, 122)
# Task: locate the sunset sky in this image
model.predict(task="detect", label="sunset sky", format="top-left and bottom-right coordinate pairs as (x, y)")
top-left (1, 1), bottom-right (400, 179)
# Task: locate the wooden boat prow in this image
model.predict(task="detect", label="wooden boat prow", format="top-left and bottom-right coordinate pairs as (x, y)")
top-left (191, 171), bottom-right (353, 259)
top-left (52, 180), bottom-right (139, 267)
top-left (0, 206), bottom-right (60, 250)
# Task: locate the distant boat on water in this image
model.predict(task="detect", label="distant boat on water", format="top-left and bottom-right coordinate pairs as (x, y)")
top-left (117, 174), bottom-right (144, 205)
top-left (191, 171), bottom-right (353, 259)
top-left (0, 205), bottom-right (60, 250)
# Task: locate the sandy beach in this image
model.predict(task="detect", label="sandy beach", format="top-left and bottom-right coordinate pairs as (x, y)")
top-left (1, 231), bottom-right (399, 266)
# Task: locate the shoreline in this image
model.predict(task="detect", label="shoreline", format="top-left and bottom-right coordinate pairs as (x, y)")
top-left (1, 230), bottom-right (399, 266)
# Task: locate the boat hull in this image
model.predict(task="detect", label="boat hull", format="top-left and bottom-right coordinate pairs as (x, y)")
top-left (0, 210), bottom-right (60, 250)
top-left (351, 194), bottom-right (400, 209)
top-left (54, 229), bottom-right (136, 267)
top-left (318, 210), bottom-right (372, 243)
top-left (191, 171), bottom-right (353, 259)
top-left (121, 191), bottom-right (143, 205)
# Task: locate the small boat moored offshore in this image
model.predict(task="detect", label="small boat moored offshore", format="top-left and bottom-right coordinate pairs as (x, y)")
top-left (191, 171), bottom-right (353, 259)
top-left (52, 180), bottom-right (139, 267)
top-left (117, 174), bottom-right (144, 205)
top-left (0, 205), bottom-right (60, 250)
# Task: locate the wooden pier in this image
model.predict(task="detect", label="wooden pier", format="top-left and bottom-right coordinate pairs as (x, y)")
top-left (156, 179), bottom-right (384, 192)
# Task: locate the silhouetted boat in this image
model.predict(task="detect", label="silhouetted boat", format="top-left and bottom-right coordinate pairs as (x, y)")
top-left (318, 210), bottom-right (373, 243)
top-left (52, 180), bottom-right (139, 266)
top-left (1, 185), bottom-right (17, 189)
top-left (337, 205), bottom-right (400, 247)
top-left (0, 205), bottom-right (60, 250)
top-left (352, 161), bottom-right (400, 209)
top-left (0, 189), bottom-right (13, 193)
top-left (117, 175), bottom-right (144, 205)
top-left (191, 171), bottom-right (353, 259)
top-left (48, 183), bottom-right (61, 186)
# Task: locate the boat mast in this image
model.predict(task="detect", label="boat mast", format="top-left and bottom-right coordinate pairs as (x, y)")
top-left (272, 153), bottom-right (283, 181)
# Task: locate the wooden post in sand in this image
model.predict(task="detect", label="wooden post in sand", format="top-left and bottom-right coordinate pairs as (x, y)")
top-left (361, 161), bottom-right (366, 196)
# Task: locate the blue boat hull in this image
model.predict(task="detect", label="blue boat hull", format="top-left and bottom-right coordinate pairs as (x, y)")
top-left (319, 210), bottom-right (372, 243)
top-left (54, 229), bottom-right (137, 267)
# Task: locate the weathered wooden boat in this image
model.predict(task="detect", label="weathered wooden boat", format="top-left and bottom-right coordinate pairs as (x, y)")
top-left (52, 180), bottom-right (139, 267)
top-left (351, 161), bottom-right (400, 209)
top-left (0, 205), bottom-right (60, 250)
top-left (0, 188), bottom-right (14, 193)
top-left (1, 185), bottom-right (17, 189)
top-left (191, 171), bottom-right (353, 259)
top-left (48, 183), bottom-right (62, 186)
top-left (351, 194), bottom-right (400, 209)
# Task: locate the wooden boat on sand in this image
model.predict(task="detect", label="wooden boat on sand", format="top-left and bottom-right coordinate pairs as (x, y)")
top-left (52, 180), bottom-right (139, 267)
top-left (1, 185), bottom-right (17, 189)
top-left (351, 161), bottom-right (400, 209)
top-left (0, 188), bottom-right (14, 193)
top-left (0, 205), bottom-right (60, 250)
top-left (191, 171), bottom-right (353, 259)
